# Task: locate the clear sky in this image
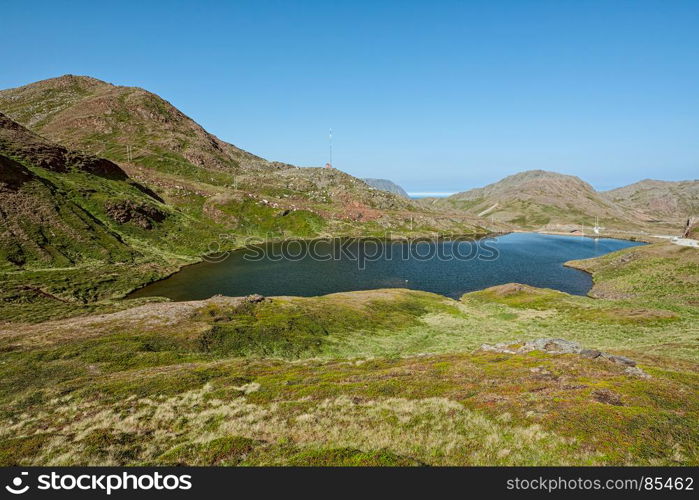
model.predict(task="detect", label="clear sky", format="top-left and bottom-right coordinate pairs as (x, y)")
top-left (2, 0), bottom-right (697, 192)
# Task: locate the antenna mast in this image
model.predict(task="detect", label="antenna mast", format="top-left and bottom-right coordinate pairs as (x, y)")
top-left (329, 128), bottom-right (333, 168)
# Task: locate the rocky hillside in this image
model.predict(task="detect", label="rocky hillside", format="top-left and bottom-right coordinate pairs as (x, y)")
top-left (0, 111), bottom-right (239, 273)
top-left (422, 170), bottom-right (645, 230)
top-left (362, 178), bottom-right (409, 198)
top-left (0, 75), bottom-right (485, 236)
top-left (602, 179), bottom-right (699, 222)
top-left (0, 75), bottom-right (273, 175)
top-left (0, 112), bottom-right (150, 269)
top-left (0, 153), bottom-right (135, 269)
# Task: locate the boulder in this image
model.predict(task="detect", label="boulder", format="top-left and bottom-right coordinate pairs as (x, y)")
top-left (479, 338), bottom-right (650, 378)
top-left (592, 389), bottom-right (623, 406)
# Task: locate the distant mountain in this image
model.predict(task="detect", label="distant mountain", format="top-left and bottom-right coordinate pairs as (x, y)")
top-left (423, 170), bottom-right (647, 230)
top-left (602, 179), bottom-right (699, 220)
top-left (362, 178), bottom-right (409, 198)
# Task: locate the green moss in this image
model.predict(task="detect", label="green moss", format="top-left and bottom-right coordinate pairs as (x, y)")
top-left (0, 434), bottom-right (54, 466)
top-left (283, 447), bottom-right (420, 466)
top-left (79, 429), bottom-right (144, 463)
top-left (194, 292), bottom-right (462, 359)
top-left (157, 436), bottom-right (260, 465)
top-left (218, 198), bottom-right (327, 238)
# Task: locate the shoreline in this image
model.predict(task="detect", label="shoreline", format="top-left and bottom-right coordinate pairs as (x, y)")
top-left (513, 228), bottom-right (657, 243)
top-left (128, 231), bottom-right (644, 303)
top-left (0, 230), bottom-right (654, 324)
top-left (123, 230), bottom-right (501, 300)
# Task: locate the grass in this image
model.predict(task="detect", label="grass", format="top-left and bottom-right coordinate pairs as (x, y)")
top-left (0, 242), bottom-right (697, 465)
top-left (0, 350), bottom-right (695, 466)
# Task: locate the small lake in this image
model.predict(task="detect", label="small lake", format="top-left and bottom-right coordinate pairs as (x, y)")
top-left (129, 233), bottom-right (643, 301)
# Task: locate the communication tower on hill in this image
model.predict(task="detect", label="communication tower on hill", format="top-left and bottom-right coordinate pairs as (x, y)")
top-left (324, 128), bottom-right (333, 169)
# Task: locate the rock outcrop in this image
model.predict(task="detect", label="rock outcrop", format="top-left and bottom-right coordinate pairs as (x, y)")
top-left (479, 338), bottom-right (650, 378)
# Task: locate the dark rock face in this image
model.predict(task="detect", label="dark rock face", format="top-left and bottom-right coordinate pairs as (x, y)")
top-left (66, 153), bottom-right (129, 180)
top-left (105, 200), bottom-right (166, 229)
top-left (244, 294), bottom-right (265, 304)
top-left (0, 112), bottom-right (128, 180)
top-left (479, 338), bottom-right (650, 378)
top-left (0, 155), bottom-right (34, 191)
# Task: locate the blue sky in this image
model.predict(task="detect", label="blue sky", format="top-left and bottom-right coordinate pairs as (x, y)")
top-left (2, 0), bottom-right (697, 192)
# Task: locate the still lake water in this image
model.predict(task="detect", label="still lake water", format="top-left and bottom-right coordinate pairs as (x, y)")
top-left (129, 233), bottom-right (643, 301)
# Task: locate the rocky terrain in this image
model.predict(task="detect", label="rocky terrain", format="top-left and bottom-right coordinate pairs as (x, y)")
top-left (0, 112), bottom-right (150, 268)
top-left (421, 170), bottom-right (688, 233)
top-left (480, 337), bottom-right (650, 378)
top-left (362, 178), bottom-right (409, 198)
top-left (602, 179), bottom-right (699, 224)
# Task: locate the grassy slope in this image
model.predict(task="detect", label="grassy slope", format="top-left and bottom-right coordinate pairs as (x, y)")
top-left (0, 242), bottom-right (696, 466)
top-left (0, 139), bottom-right (229, 322)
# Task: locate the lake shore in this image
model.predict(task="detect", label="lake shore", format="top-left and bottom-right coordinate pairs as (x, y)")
top-left (129, 232), bottom-right (642, 302)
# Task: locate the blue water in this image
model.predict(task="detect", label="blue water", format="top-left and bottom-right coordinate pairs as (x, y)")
top-left (129, 233), bottom-right (643, 301)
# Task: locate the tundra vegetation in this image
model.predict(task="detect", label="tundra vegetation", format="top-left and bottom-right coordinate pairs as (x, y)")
top-left (0, 243), bottom-right (697, 466)
top-left (0, 76), bottom-right (697, 466)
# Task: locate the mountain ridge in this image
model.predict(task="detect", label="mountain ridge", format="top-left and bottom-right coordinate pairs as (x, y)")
top-left (0, 74), bottom-right (278, 175)
top-left (0, 75), bottom-right (486, 233)
top-left (362, 178), bottom-right (409, 198)
top-left (423, 169), bottom-right (651, 230)
top-left (602, 178), bottom-right (699, 220)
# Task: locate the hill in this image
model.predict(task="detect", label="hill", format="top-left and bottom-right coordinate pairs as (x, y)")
top-left (0, 77), bottom-right (489, 318)
top-left (0, 75), bottom-right (484, 236)
top-left (0, 75), bottom-right (273, 176)
top-left (0, 111), bottom-right (243, 311)
top-left (0, 153), bottom-right (136, 268)
top-left (602, 179), bottom-right (699, 223)
top-left (362, 178), bottom-right (409, 198)
top-left (423, 170), bottom-right (643, 231)
top-left (0, 112), bottom-right (148, 269)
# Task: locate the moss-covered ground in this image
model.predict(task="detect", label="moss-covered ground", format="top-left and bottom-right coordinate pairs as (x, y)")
top-left (0, 242), bottom-right (696, 465)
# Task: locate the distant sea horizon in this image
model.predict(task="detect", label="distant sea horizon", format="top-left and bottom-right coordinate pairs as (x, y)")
top-left (408, 192), bottom-right (456, 199)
